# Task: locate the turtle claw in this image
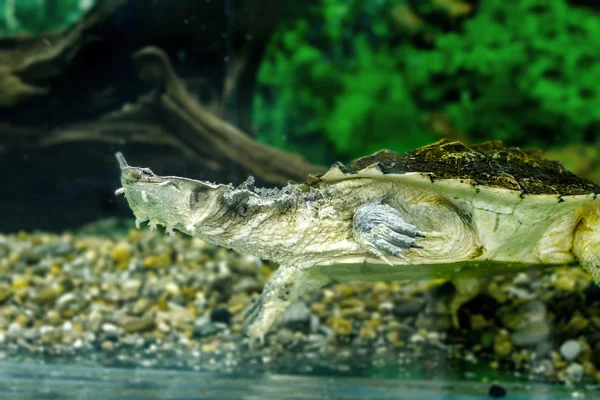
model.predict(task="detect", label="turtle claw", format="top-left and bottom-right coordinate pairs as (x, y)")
top-left (354, 202), bottom-right (424, 261)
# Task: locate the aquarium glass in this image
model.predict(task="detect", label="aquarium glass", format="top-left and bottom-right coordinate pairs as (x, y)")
top-left (1, 0), bottom-right (600, 399)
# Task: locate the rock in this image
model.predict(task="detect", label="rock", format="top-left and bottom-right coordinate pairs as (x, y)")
top-left (34, 287), bottom-right (59, 304)
top-left (193, 317), bottom-right (227, 337)
top-left (131, 298), bottom-right (153, 316)
top-left (12, 277), bottom-right (29, 290)
top-left (535, 341), bottom-right (554, 357)
top-left (310, 302), bottom-right (328, 318)
top-left (0, 285), bottom-right (12, 304)
top-left (560, 340), bottom-right (581, 361)
top-left (39, 326), bottom-right (60, 345)
top-left (143, 254), bottom-right (170, 268)
top-left (497, 300), bottom-right (546, 330)
top-left (121, 315), bottom-right (156, 333)
top-left (512, 273), bottom-right (530, 286)
top-left (34, 241), bottom-right (74, 258)
top-left (565, 313), bottom-right (589, 334)
top-left (101, 340), bottom-right (114, 351)
top-left (44, 310), bottom-right (63, 326)
top-left (201, 341), bottom-right (218, 353)
top-left (6, 322), bottom-right (22, 340)
top-left (210, 307), bottom-right (232, 325)
top-left (164, 282), bottom-right (180, 296)
top-left (276, 301), bottom-right (311, 333)
top-left (493, 332), bottom-right (513, 358)
top-left (488, 383), bottom-right (507, 398)
top-left (22, 328), bottom-right (40, 342)
top-left (470, 314), bottom-right (487, 330)
top-left (111, 243), bottom-right (132, 268)
top-left (101, 323), bottom-right (121, 340)
top-left (415, 312), bottom-right (452, 331)
top-left (565, 362), bottom-right (584, 383)
top-left (56, 293), bottom-right (77, 310)
top-left (121, 279), bottom-right (142, 300)
top-left (168, 308), bottom-right (195, 330)
top-left (393, 298), bottom-right (425, 316)
top-left (359, 326), bottom-right (377, 340)
top-left (555, 276), bottom-right (575, 291)
top-left (88, 310), bottom-right (103, 332)
top-left (377, 301), bottom-right (394, 313)
top-left (327, 316), bottom-right (352, 336)
top-left (511, 321), bottom-right (550, 347)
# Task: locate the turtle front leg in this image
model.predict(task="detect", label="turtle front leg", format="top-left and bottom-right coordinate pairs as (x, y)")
top-left (243, 265), bottom-right (329, 346)
top-left (353, 200), bottom-right (425, 264)
top-left (574, 207), bottom-right (600, 284)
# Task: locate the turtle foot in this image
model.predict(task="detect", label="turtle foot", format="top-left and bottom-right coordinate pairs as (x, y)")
top-left (242, 266), bottom-right (329, 346)
top-left (353, 201), bottom-right (425, 264)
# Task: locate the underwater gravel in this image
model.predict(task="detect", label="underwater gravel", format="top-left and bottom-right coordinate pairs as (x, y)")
top-left (2, 219), bottom-right (600, 387)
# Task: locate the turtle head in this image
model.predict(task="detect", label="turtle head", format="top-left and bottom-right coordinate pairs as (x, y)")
top-left (115, 152), bottom-right (228, 236)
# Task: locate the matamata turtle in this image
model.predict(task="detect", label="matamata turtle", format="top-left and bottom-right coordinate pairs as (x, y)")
top-left (115, 140), bottom-right (600, 344)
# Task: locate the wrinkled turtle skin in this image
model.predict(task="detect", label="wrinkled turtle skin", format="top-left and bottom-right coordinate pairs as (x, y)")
top-left (115, 140), bottom-right (600, 344)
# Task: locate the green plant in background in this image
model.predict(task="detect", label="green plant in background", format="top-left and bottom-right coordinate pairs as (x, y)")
top-left (254, 0), bottom-right (437, 164)
top-left (0, 0), bottom-right (94, 36)
top-left (254, 0), bottom-right (600, 164)
top-left (409, 0), bottom-right (600, 148)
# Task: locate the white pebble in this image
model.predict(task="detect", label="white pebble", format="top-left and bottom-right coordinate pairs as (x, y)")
top-left (565, 362), bottom-right (584, 383)
top-left (7, 322), bottom-right (22, 339)
top-left (560, 340), bottom-right (581, 361)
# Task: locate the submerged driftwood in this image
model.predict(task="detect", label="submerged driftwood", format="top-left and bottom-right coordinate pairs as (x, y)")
top-left (0, 0), bottom-right (323, 231)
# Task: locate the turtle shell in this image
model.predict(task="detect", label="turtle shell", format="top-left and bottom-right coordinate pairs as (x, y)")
top-left (308, 140), bottom-right (600, 196)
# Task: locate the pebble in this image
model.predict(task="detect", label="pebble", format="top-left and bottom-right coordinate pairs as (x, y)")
top-left (131, 298), bottom-right (153, 315)
top-left (121, 315), bottom-right (155, 334)
top-left (1, 225), bottom-right (600, 383)
top-left (194, 318), bottom-right (226, 338)
top-left (393, 298), bottom-right (424, 316)
top-left (122, 279), bottom-right (142, 300)
top-left (56, 293), bottom-right (77, 310)
top-left (327, 316), bottom-right (352, 336)
top-left (560, 340), bottom-right (582, 361)
top-left (493, 332), bottom-right (513, 358)
top-left (12, 277), bottom-right (28, 290)
top-left (511, 321), bottom-right (550, 347)
top-left (6, 322), bottom-right (22, 340)
top-left (565, 313), bottom-right (589, 334)
top-left (377, 301), bottom-right (394, 313)
top-left (35, 287), bottom-right (58, 304)
top-left (0, 285), bottom-right (11, 304)
top-left (101, 340), bottom-right (114, 351)
top-left (470, 314), bottom-right (487, 330)
top-left (276, 301), bottom-right (312, 332)
top-left (359, 327), bottom-right (376, 340)
top-left (165, 282), bottom-right (181, 296)
top-left (555, 276), bottom-right (575, 291)
top-left (565, 362), bottom-right (584, 383)
top-left (488, 383), bottom-right (507, 398)
top-left (498, 300), bottom-right (546, 331)
top-left (111, 243), bottom-right (132, 268)
top-left (210, 307), bottom-right (232, 325)
top-left (101, 323), bottom-right (121, 340)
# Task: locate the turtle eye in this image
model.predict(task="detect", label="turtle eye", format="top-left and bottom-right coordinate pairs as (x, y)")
top-left (190, 186), bottom-right (211, 208)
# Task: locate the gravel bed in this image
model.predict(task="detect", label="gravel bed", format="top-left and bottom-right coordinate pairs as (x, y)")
top-left (1, 219), bottom-right (600, 386)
